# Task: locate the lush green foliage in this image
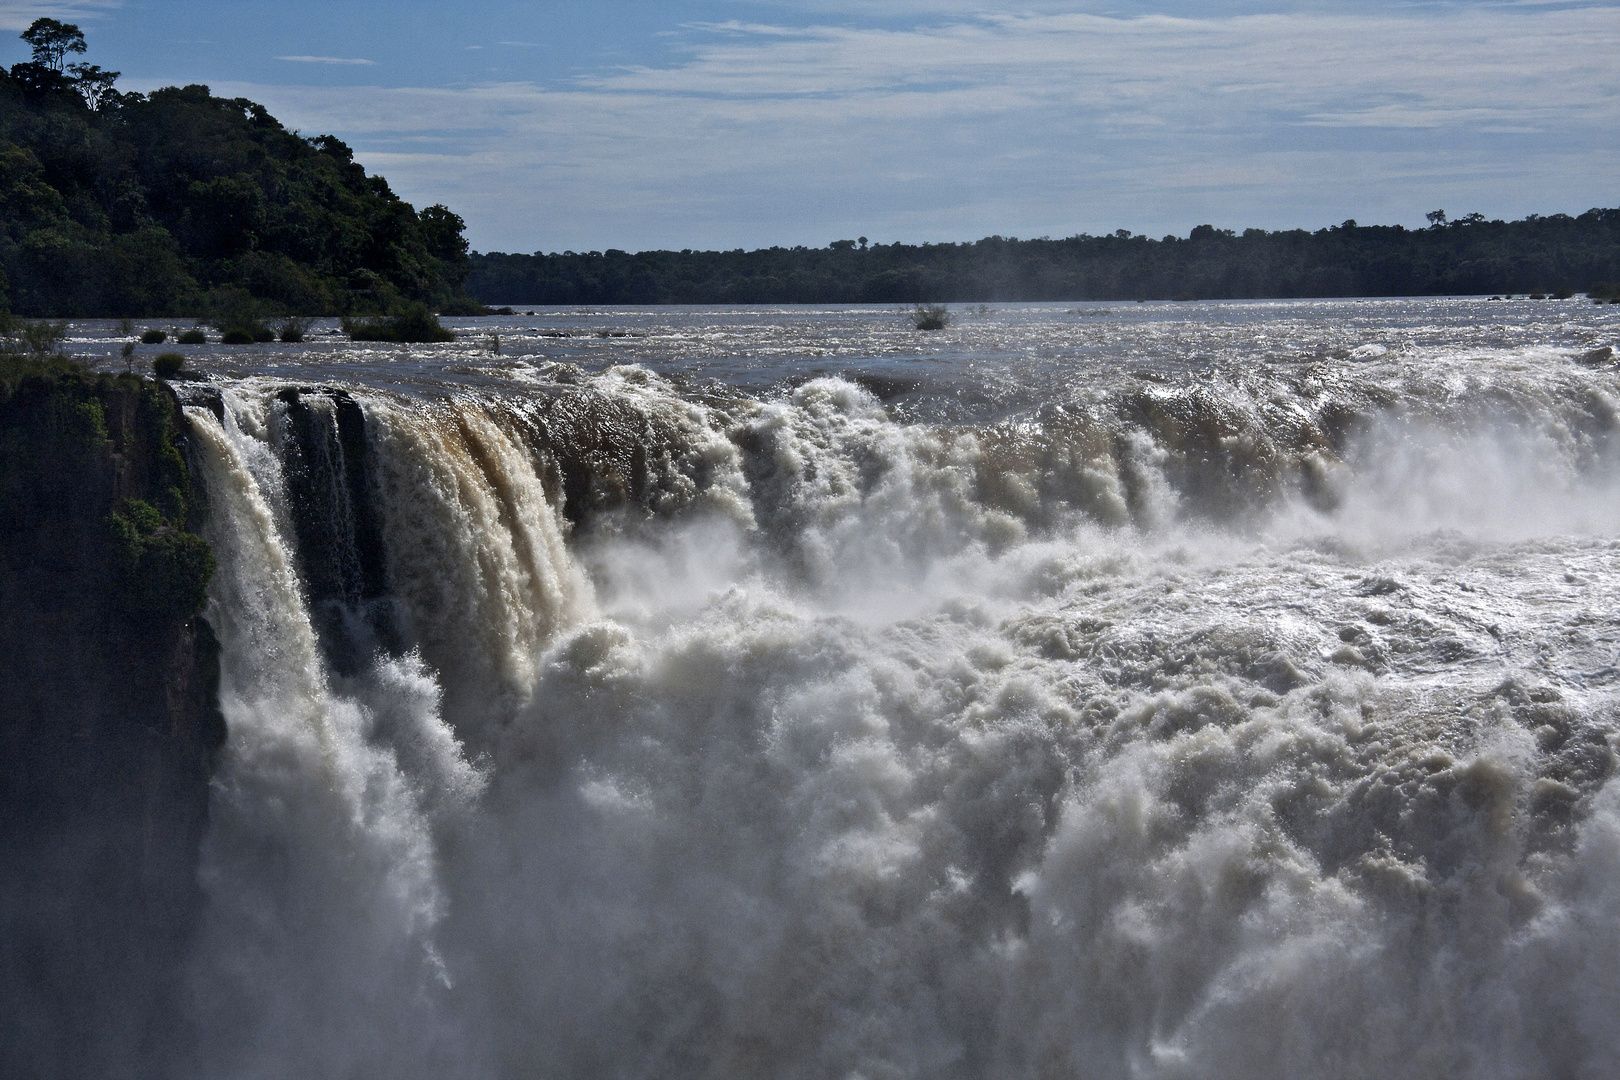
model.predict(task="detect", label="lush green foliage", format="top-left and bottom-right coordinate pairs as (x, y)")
top-left (107, 497), bottom-right (214, 622)
top-left (0, 356), bottom-right (213, 627)
top-left (0, 23), bottom-right (476, 317)
top-left (468, 212), bottom-right (1620, 305)
top-left (342, 301), bottom-right (455, 343)
top-left (140, 328), bottom-right (166, 344)
top-left (151, 352), bottom-right (183, 378)
top-left (0, 349), bottom-right (79, 390)
top-left (176, 328), bottom-right (206, 344)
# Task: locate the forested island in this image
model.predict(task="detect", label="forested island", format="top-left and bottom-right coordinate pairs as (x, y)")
top-left (468, 211), bottom-right (1620, 306)
top-left (0, 21), bottom-right (476, 322)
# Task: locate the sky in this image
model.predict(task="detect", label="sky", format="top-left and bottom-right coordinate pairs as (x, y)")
top-left (2, 1), bottom-right (1616, 253)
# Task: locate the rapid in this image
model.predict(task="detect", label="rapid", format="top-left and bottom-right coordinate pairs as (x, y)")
top-left (75, 299), bottom-right (1620, 1078)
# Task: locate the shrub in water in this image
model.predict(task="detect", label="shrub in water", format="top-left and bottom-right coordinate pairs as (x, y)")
top-left (278, 317), bottom-right (311, 343)
top-left (152, 353), bottom-right (184, 379)
top-left (209, 287), bottom-right (275, 344)
top-left (344, 302), bottom-right (456, 343)
top-left (140, 328), bottom-right (166, 344)
top-left (178, 328), bottom-right (207, 345)
top-left (911, 303), bottom-right (950, 331)
top-left (440, 296), bottom-right (494, 316)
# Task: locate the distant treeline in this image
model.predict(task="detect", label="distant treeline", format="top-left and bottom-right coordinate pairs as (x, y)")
top-left (468, 210), bottom-right (1620, 306)
top-left (0, 20), bottom-right (477, 318)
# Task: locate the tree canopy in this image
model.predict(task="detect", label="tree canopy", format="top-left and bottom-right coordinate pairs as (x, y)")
top-left (0, 21), bottom-right (479, 317)
top-left (20, 19), bottom-right (85, 72)
top-left (468, 212), bottom-right (1620, 306)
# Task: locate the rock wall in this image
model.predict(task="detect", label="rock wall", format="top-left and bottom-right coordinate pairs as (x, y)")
top-left (0, 362), bottom-right (222, 1079)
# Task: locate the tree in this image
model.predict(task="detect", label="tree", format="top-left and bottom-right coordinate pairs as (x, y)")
top-left (418, 204), bottom-right (470, 263)
top-left (20, 19), bottom-right (86, 73)
top-left (67, 63), bottom-right (121, 111)
top-left (1426, 209), bottom-right (1447, 227)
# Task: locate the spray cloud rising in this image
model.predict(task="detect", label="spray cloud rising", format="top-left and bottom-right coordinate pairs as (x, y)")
top-left (143, 304), bottom-right (1620, 1078)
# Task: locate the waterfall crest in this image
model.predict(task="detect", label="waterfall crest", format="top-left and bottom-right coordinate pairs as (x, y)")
top-left (168, 340), bottom-right (1620, 1078)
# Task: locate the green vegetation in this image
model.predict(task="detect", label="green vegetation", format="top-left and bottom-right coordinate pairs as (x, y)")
top-left (151, 352), bottom-right (183, 378)
top-left (468, 212), bottom-right (1620, 305)
top-left (341, 301), bottom-right (455, 343)
top-left (140, 328), bottom-right (166, 344)
top-left (1, 20), bottom-right (478, 318)
top-left (3, 317), bottom-right (67, 355)
top-left (911, 303), bottom-right (950, 330)
top-left (209, 287), bottom-right (276, 342)
top-left (0, 353), bottom-right (213, 629)
top-left (107, 497), bottom-right (214, 622)
top-left (176, 328), bottom-right (206, 344)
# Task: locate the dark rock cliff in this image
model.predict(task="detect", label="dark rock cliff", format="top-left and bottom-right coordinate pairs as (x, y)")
top-left (0, 359), bottom-right (222, 1079)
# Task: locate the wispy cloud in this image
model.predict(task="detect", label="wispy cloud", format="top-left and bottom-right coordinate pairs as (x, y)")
top-left (276, 55), bottom-right (377, 66)
top-left (225, 4), bottom-right (1620, 251)
top-left (0, 0), bottom-right (118, 32)
top-left (498, 40), bottom-right (540, 47)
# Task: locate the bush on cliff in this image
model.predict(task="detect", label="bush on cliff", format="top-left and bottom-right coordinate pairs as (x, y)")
top-left (3, 319), bottom-right (68, 356)
top-left (0, 358), bottom-right (212, 631)
top-left (107, 498), bottom-right (214, 622)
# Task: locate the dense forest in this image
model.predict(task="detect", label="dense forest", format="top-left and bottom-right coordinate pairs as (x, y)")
top-left (467, 211), bottom-right (1620, 306)
top-left (0, 21), bottom-right (477, 319)
top-left (5, 22), bottom-right (1619, 318)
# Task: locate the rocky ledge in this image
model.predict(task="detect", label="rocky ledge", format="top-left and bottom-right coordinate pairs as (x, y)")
top-left (0, 358), bottom-right (222, 1079)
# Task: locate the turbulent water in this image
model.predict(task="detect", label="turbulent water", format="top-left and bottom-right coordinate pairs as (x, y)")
top-left (78, 300), bottom-right (1620, 1077)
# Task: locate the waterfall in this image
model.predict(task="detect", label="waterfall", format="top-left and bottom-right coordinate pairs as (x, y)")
top-left (179, 393), bottom-right (482, 1076)
top-left (166, 353), bottom-right (1620, 1079)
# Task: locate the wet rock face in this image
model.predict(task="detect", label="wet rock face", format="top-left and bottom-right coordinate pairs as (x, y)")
top-left (0, 368), bottom-right (222, 1079)
top-left (273, 386), bottom-right (398, 675)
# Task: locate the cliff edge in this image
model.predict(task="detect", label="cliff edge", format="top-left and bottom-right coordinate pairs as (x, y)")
top-left (0, 358), bottom-right (222, 1079)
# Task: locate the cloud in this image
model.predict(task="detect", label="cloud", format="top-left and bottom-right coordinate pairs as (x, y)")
top-left (498, 41), bottom-right (541, 47)
top-left (217, 4), bottom-right (1620, 251)
top-left (0, 0), bottom-right (118, 32)
top-left (276, 55), bottom-right (377, 66)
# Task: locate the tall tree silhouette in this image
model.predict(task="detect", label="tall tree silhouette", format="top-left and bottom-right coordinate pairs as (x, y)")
top-left (20, 19), bottom-right (86, 73)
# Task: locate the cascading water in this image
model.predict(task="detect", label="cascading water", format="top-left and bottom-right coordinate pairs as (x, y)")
top-left (136, 302), bottom-right (1620, 1078)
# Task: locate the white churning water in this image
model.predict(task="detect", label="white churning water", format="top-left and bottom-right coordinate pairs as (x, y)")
top-left (128, 300), bottom-right (1620, 1077)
